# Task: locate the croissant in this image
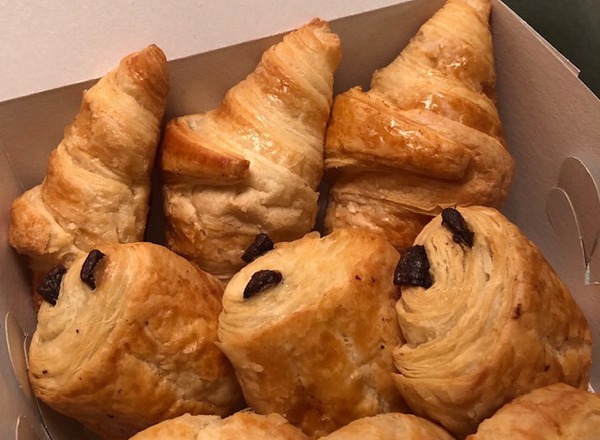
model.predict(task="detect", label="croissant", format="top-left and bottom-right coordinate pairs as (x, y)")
top-left (393, 206), bottom-right (592, 437)
top-left (128, 412), bottom-right (308, 440)
top-left (323, 0), bottom-right (514, 250)
top-left (321, 413), bottom-right (454, 440)
top-left (161, 19), bottom-right (341, 281)
top-left (218, 229), bottom-right (407, 438)
top-left (467, 383), bottom-right (600, 439)
top-left (8, 45), bottom-right (168, 296)
top-left (28, 243), bottom-right (244, 440)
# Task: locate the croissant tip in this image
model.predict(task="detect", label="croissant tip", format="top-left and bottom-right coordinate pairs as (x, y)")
top-left (116, 44), bottom-right (169, 99)
top-left (144, 44), bottom-right (168, 62)
top-left (306, 17), bottom-right (331, 29)
top-left (131, 44), bottom-right (168, 69)
top-left (448, 0), bottom-right (491, 20)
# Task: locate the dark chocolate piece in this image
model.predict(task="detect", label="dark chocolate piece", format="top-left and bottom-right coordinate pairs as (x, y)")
top-left (241, 233), bottom-right (275, 263)
top-left (80, 249), bottom-right (105, 289)
top-left (393, 245), bottom-right (432, 288)
top-left (441, 207), bottom-right (474, 247)
top-left (37, 265), bottom-right (67, 306)
top-left (243, 270), bottom-right (282, 299)
top-left (512, 303), bottom-right (522, 320)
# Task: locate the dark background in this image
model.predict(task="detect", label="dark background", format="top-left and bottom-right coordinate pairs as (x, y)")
top-left (503, 0), bottom-right (600, 97)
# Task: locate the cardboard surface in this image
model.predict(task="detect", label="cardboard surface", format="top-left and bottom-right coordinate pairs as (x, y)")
top-left (1, 0), bottom-right (599, 438)
top-left (0, 0), bottom-right (405, 103)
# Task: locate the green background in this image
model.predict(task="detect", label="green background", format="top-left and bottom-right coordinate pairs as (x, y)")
top-left (503, 0), bottom-right (600, 97)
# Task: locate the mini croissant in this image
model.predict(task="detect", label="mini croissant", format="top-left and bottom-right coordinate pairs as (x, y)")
top-left (8, 45), bottom-right (169, 294)
top-left (324, 0), bottom-right (514, 250)
top-left (161, 19), bottom-right (341, 281)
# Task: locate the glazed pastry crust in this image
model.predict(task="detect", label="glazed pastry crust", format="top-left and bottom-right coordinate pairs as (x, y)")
top-left (129, 412), bottom-right (308, 440)
top-left (161, 19), bottom-right (341, 281)
top-left (28, 243), bottom-right (244, 440)
top-left (218, 229), bottom-right (407, 438)
top-left (393, 206), bottom-right (592, 437)
top-left (467, 383), bottom-right (600, 440)
top-left (321, 413), bottom-right (454, 440)
top-left (324, 0), bottom-right (514, 249)
top-left (9, 45), bottom-right (168, 285)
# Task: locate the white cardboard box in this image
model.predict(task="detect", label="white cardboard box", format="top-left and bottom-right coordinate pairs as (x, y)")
top-left (1, 1), bottom-right (599, 438)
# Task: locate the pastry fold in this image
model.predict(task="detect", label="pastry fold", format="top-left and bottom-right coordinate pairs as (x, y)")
top-left (161, 19), bottom-right (341, 281)
top-left (218, 229), bottom-right (406, 438)
top-left (466, 383), bottom-right (600, 439)
top-left (324, 0), bottom-right (514, 249)
top-left (128, 412), bottom-right (308, 440)
top-left (9, 45), bottom-right (168, 290)
top-left (28, 243), bottom-right (244, 440)
top-left (393, 206), bottom-right (592, 437)
top-left (321, 413), bottom-right (454, 440)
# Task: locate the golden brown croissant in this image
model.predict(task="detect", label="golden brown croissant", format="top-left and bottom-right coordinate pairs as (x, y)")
top-left (161, 19), bottom-right (341, 281)
top-left (323, 0), bottom-right (514, 250)
top-left (218, 229), bottom-right (407, 438)
top-left (128, 412), bottom-right (308, 440)
top-left (28, 243), bottom-right (244, 440)
top-left (393, 206), bottom-right (592, 437)
top-left (8, 45), bottom-right (169, 295)
top-left (467, 383), bottom-right (600, 440)
top-left (321, 413), bottom-right (454, 440)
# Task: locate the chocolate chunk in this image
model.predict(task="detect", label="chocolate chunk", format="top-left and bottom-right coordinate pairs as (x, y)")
top-left (441, 207), bottom-right (474, 247)
top-left (393, 245), bottom-right (432, 288)
top-left (512, 303), bottom-right (522, 320)
top-left (80, 249), bottom-right (105, 289)
top-left (37, 265), bottom-right (67, 306)
top-left (243, 270), bottom-right (282, 299)
top-left (241, 233), bottom-right (275, 263)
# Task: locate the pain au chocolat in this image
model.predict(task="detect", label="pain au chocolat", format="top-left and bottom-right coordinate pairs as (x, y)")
top-left (467, 383), bottom-right (600, 439)
top-left (323, 0), bottom-right (514, 250)
top-left (28, 243), bottom-right (244, 440)
top-left (9, 45), bottom-right (168, 301)
top-left (393, 206), bottom-right (592, 437)
top-left (128, 412), bottom-right (308, 440)
top-left (320, 413), bottom-right (454, 440)
top-left (161, 19), bottom-right (341, 281)
top-left (218, 229), bottom-right (407, 438)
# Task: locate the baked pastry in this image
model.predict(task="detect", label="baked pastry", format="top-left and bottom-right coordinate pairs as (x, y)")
top-left (129, 412), bottom-right (308, 440)
top-left (323, 0), bottom-right (514, 250)
top-left (218, 229), bottom-right (407, 438)
top-left (8, 45), bottom-right (168, 299)
top-left (321, 413), bottom-right (454, 440)
top-left (28, 243), bottom-right (244, 440)
top-left (393, 206), bottom-right (592, 437)
top-left (467, 383), bottom-right (600, 439)
top-left (161, 19), bottom-right (341, 281)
